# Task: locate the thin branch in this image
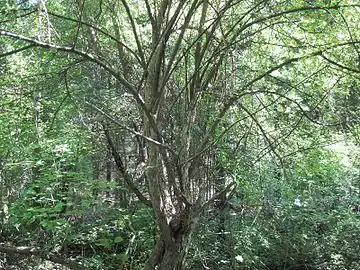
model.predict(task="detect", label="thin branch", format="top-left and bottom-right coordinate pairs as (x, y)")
top-left (85, 101), bottom-right (170, 151)
top-left (0, 28), bottom-right (160, 139)
top-left (0, 9), bottom-right (37, 24)
top-left (163, 0), bottom-right (230, 90)
top-left (192, 38), bottom-right (360, 164)
top-left (0, 29), bottom-right (127, 84)
top-left (181, 97), bottom-right (279, 167)
top-left (233, 4), bottom-right (354, 41)
top-left (192, 50), bottom-right (322, 165)
top-left (72, 0), bottom-right (86, 48)
top-left (46, 11), bottom-right (141, 64)
top-left (239, 103), bottom-right (283, 164)
top-left (0, 44), bottom-right (35, 58)
top-left (337, 9), bottom-right (360, 59)
top-left (321, 53), bottom-right (360, 73)
top-left (47, 91), bottom-right (69, 132)
top-left (196, 182), bottom-right (237, 216)
top-left (254, 115), bottom-right (304, 163)
top-left (120, 0), bottom-right (146, 65)
top-left (163, 0), bottom-right (201, 85)
top-left (103, 124), bottom-right (152, 207)
top-left (94, 0), bottom-right (103, 21)
top-left (144, 0), bottom-right (155, 26)
top-left (204, 4), bottom-right (358, 72)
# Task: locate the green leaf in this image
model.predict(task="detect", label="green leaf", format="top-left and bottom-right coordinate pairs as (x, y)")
top-left (114, 236), bottom-right (123, 243)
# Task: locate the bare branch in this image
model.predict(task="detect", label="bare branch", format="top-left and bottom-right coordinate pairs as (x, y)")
top-left (0, 9), bottom-right (36, 24)
top-left (0, 44), bottom-right (35, 58)
top-left (72, 0), bottom-right (86, 48)
top-left (196, 182), bottom-right (237, 216)
top-left (85, 101), bottom-right (170, 150)
top-left (0, 28), bottom-right (162, 140)
top-left (192, 37), bottom-right (360, 164)
top-left (119, 0), bottom-right (146, 65)
top-left (239, 103), bottom-right (283, 163)
top-left (103, 124), bottom-right (152, 207)
top-left (144, 0), bottom-right (155, 26)
top-left (192, 51), bottom-right (321, 164)
top-left (321, 53), bottom-right (360, 73)
top-left (46, 11), bottom-right (142, 64)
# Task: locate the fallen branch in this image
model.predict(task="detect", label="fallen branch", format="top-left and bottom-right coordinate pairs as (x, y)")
top-left (0, 244), bottom-right (87, 270)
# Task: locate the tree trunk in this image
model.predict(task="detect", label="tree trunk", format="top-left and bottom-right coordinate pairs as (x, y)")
top-left (160, 238), bottom-right (186, 270)
top-left (145, 221), bottom-right (190, 270)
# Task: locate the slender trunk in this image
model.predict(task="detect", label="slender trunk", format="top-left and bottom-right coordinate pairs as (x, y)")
top-left (145, 218), bottom-right (191, 270)
top-left (159, 235), bottom-right (186, 270)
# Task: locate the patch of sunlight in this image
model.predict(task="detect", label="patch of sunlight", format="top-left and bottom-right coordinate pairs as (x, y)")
top-left (325, 139), bottom-right (358, 167)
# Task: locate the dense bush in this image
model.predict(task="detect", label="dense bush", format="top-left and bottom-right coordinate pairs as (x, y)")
top-left (187, 149), bottom-right (360, 269)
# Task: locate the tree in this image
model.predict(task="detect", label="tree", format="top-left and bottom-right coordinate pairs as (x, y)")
top-left (1, 0), bottom-right (360, 269)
